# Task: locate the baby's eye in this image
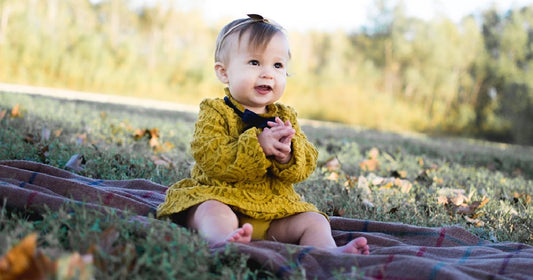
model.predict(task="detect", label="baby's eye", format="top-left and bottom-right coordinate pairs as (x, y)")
top-left (274, 62), bottom-right (284, 69)
top-left (248, 60), bottom-right (260, 66)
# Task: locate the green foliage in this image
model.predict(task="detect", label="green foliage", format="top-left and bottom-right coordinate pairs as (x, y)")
top-left (0, 0), bottom-right (532, 144)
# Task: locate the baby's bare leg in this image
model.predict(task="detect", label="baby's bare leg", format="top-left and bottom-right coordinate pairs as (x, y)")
top-left (185, 200), bottom-right (253, 245)
top-left (267, 212), bottom-right (369, 255)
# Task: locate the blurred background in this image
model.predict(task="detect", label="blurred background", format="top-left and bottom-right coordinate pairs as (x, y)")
top-left (1, 0), bottom-right (532, 145)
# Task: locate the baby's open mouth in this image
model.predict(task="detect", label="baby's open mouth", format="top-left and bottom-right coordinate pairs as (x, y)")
top-left (255, 85), bottom-right (272, 94)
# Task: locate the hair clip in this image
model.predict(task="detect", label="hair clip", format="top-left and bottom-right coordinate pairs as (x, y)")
top-left (247, 14), bottom-right (269, 23)
top-left (218, 14), bottom-right (274, 48)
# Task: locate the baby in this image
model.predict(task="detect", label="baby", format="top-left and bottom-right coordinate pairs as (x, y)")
top-left (157, 14), bottom-right (369, 255)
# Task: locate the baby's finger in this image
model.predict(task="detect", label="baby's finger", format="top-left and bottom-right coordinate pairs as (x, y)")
top-left (267, 121), bottom-right (279, 127)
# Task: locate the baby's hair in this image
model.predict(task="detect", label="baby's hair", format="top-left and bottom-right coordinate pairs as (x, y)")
top-left (214, 14), bottom-right (289, 63)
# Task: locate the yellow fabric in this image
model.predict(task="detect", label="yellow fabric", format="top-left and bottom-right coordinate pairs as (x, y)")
top-left (157, 89), bottom-right (322, 222)
top-left (238, 215), bottom-right (272, 240)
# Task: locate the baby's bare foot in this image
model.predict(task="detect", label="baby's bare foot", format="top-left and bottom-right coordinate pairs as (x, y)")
top-left (336, 237), bottom-right (370, 255)
top-left (226, 223), bottom-right (253, 244)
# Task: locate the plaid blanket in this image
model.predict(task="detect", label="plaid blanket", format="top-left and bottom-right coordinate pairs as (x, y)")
top-left (1, 160), bottom-right (532, 279)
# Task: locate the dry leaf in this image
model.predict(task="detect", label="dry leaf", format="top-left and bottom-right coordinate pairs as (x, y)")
top-left (359, 158), bottom-right (379, 171)
top-left (326, 172), bottom-right (339, 181)
top-left (56, 253), bottom-right (94, 280)
top-left (24, 133), bottom-right (37, 144)
top-left (437, 188), bottom-right (469, 206)
top-left (359, 148), bottom-right (380, 171)
top-left (39, 145), bottom-right (50, 162)
top-left (0, 233), bottom-right (55, 280)
top-left (324, 157), bottom-right (341, 171)
top-left (333, 208), bottom-right (346, 216)
top-left (0, 110), bottom-right (7, 122)
top-left (154, 141), bottom-right (174, 154)
top-left (54, 129), bottom-right (63, 137)
top-left (464, 216), bottom-right (485, 227)
top-left (65, 154), bottom-right (86, 172)
top-left (513, 192), bottom-right (531, 206)
top-left (390, 170), bottom-right (407, 178)
top-left (151, 155), bottom-right (174, 168)
top-left (10, 104), bottom-right (22, 118)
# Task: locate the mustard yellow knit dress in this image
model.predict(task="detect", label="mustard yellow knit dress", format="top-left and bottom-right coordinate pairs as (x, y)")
top-left (156, 90), bottom-right (321, 221)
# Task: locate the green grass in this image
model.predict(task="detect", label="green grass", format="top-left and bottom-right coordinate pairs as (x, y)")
top-left (1, 91), bottom-right (532, 279)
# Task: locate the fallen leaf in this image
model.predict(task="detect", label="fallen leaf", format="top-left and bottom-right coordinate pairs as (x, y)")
top-left (437, 195), bottom-right (449, 205)
top-left (333, 208), bottom-right (346, 216)
top-left (56, 253), bottom-right (93, 280)
top-left (359, 158), bottom-right (379, 171)
top-left (54, 129), bottom-right (63, 137)
top-left (0, 233), bottom-right (55, 280)
top-left (148, 128), bottom-right (160, 148)
top-left (437, 188), bottom-right (469, 206)
top-left (132, 129), bottom-right (147, 140)
top-left (390, 170), bottom-right (407, 178)
top-left (0, 110), bottom-right (7, 122)
top-left (154, 141), bottom-right (174, 154)
top-left (24, 133), bottom-right (37, 144)
top-left (326, 172), bottom-right (339, 181)
top-left (10, 104), bottom-right (23, 118)
top-left (324, 156), bottom-right (341, 171)
top-left (513, 192), bottom-right (531, 206)
top-left (65, 154), bottom-right (86, 172)
top-left (464, 216), bottom-right (485, 227)
top-left (151, 155), bottom-right (174, 168)
top-left (359, 148), bottom-right (380, 171)
top-left (39, 145), bottom-right (50, 162)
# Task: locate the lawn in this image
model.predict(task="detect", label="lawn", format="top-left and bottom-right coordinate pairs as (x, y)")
top-left (1, 90), bottom-right (532, 279)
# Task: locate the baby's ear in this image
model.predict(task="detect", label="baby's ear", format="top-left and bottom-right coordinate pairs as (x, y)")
top-left (214, 62), bottom-right (229, 84)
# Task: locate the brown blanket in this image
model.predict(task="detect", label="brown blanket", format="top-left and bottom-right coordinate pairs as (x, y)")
top-left (1, 160), bottom-right (532, 279)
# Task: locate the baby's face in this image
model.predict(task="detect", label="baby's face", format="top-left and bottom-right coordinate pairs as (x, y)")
top-left (220, 30), bottom-right (290, 114)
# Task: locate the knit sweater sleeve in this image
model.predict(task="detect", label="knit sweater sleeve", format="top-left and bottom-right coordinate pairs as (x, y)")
top-left (191, 99), bottom-right (271, 183)
top-left (269, 105), bottom-right (318, 183)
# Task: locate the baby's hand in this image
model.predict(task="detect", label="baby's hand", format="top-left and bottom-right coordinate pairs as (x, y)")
top-left (261, 117), bottom-right (295, 163)
top-left (258, 127), bottom-right (290, 160)
top-left (267, 117), bottom-right (294, 144)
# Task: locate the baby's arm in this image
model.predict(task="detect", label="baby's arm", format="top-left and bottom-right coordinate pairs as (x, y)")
top-left (268, 109), bottom-right (318, 183)
top-left (191, 101), bottom-right (271, 182)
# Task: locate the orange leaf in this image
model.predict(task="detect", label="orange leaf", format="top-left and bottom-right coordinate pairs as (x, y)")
top-left (324, 156), bottom-right (341, 171)
top-left (0, 110), bottom-right (7, 122)
top-left (359, 158), bottom-right (379, 171)
top-left (0, 233), bottom-right (55, 280)
top-left (513, 192), bottom-right (531, 205)
top-left (10, 104), bottom-right (22, 118)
